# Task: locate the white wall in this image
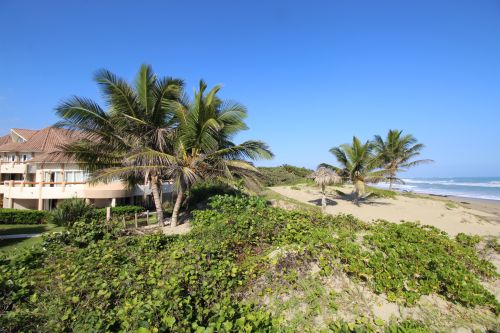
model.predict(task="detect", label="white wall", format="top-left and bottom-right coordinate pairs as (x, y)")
top-left (12, 199), bottom-right (38, 210)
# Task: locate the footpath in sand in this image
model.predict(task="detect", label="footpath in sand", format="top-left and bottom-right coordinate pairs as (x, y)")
top-left (271, 185), bottom-right (500, 237)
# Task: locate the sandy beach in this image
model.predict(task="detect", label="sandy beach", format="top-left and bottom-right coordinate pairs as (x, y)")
top-left (271, 185), bottom-right (500, 237)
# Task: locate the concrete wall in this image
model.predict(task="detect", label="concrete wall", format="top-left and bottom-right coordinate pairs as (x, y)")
top-left (12, 199), bottom-right (38, 210)
top-left (89, 198), bottom-right (113, 208)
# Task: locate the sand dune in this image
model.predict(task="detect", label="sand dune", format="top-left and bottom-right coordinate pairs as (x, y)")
top-left (271, 185), bottom-right (500, 237)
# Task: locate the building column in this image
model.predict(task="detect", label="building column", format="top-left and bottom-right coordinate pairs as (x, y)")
top-left (7, 180), bottom-right (13, 208)
top-left (111, 198), bottom-right (116, 207)
top-left (37, 170), bottom-right (43, 211)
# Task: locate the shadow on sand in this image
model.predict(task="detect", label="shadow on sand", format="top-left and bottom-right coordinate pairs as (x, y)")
top-left (308, 198), bottom-right (338, 207)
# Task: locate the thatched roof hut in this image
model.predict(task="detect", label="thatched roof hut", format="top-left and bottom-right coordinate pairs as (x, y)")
top-left (307, 167), bottom-right (342, 187)
top-left (308, 167), bottom-right (343, 212)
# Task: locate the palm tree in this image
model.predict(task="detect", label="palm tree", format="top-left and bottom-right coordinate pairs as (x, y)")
top-left (373, 129), bottom-right (433, 189)
top-left (137, 80), bottom-right (274, 226)
top-left (329, 137), bottom-right (386, 204)
top-left (307, 167), bottom-right (342, 212)
top-left (55, 64), bottom-right (184, 226)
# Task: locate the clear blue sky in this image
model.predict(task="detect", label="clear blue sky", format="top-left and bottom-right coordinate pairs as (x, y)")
top-left (1, 0), bottom-right (499, 177)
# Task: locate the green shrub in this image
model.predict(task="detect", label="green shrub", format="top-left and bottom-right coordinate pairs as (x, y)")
top-left (43, 219), bottom-right (123, 248)
top-left (328, 319), bottom-right (430, 332)
top-left (161, 200), bottom-right (174, 217)
top-left (366, 186), bottom-right (397, 199)
top-left (49, 198), bottom-right (94, 227)
top-left (186, 180), bottom-right (240, 208)
top-left (257, 165), bottom-right (313, 186)
top-left (282, 164), bottom-right (313, 178)
top-left (92, 205), bottom-right (144, 219)
top-left (445, 202), bottom-right (459, 209)
top-left (455, 232), bottom-right (482, 248)
top-left (485, 237), bottom-right (500, 254)
top-left (362, 222), bottom-right (498, 308)
top-left (1, 195), bottom-right (498, 332)
top-left (0, 208), bottom-right (47, 224)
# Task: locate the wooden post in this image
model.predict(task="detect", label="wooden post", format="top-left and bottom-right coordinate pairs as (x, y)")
top-left (106, 207), bottom-right (111, 225)
top-left (122, 216), bottom-right (126, 228)
top-left (146, 210), bottom-right (149, 225)
top-left (134, 213), bottom-right (138, 228)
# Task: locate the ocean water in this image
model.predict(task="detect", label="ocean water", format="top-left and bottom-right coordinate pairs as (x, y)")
top-left (375, 177), bottom-right (500, 201)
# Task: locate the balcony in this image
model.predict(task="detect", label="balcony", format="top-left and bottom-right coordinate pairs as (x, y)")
top-left (2, 181), bottom-right (86, 200)
top-left (0, 162), bottom-right (34, 174)
top-left (2, 180), bottom-right (174, 200)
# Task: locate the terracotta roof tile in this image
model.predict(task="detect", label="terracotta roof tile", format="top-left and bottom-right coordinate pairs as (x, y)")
top-left (0, 134), bottom-right (10, 146)
top-left (11, 128), bottom-right (37, 141)
top-left (0, 127), bottom-right (83, 153)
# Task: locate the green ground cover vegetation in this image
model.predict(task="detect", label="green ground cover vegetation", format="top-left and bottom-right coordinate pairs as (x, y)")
top-left (257, 165), bottom-right (314, 187)
top-left (1, 195), bottom-right (498, 332)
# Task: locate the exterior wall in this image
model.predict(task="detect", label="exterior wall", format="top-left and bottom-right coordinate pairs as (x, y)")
top-left (89, 198), bottom-right (113, 208)
top-left (12, 199), bottom-right (38, 210)
top-left (0, 157), bottom-right (173, 210)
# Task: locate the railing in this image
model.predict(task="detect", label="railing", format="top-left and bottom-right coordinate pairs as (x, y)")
top-left (1, 181), bottom-right (87, 200)
top-left (2, 181), bottom-right (86, 188)
top-left (0, 162), bottom-right (33, 174)
top-left (1, 180), bottom-right (174, 199)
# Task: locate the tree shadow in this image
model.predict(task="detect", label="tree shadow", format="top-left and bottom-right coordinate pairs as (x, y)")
top-left (0, 237), bottom-right (27, 249)
top-left (0, 225), bottom-right (48, 236)
top-left (326, 191), bottom-right (393, 207)
top-left (308, 198), bottom-right (338, 207)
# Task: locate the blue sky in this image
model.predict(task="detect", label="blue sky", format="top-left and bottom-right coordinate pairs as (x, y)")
top-left (1, 0), bottom-right (499, 177)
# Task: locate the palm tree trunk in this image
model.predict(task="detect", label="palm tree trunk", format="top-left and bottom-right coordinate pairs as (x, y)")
top-left (389, 171), bottom-right (395, 190)
top-left (354, 179), bottom-right (365, 205)
top-left (171, 186), bottom-right (184, 227)
top-left (151, 177), bottom-right (164, 227)
top-left (321, 184), bottom-right (326, 213)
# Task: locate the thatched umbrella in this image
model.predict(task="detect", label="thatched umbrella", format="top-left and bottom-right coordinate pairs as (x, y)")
top-left (307, 167), bottom-right (343, 212)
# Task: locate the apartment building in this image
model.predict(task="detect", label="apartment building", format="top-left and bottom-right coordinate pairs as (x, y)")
top-left (0, 127), bottom-right (170, 210)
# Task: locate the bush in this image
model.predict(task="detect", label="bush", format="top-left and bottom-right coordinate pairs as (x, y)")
top-left (361, 222), bottom-right (498, 308)
top-left (92, 205), bottom-right (144, 219)
top-left (0, 208), bottom-right (47, 224)
top-left (49, 198), bottom-right (94, 227)
top-left (282, 164), bottom-right (313, 178)
top-left (186, 180), bottom-right (241, 207)
top-left (43, 219), bottom-right (123, 248)
top-left (366, 186), bottom-right (397, 199)
top-left (257, 165), bottom-right (313, 186)
top-left (455, 232), bottom-right (482, 248)
top-left (161, 200), bottom-right (174, 217)
top-left (1, 195), bottom-right (498, 332)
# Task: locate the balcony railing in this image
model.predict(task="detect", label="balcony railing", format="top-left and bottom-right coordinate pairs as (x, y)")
top-left (0, 162), bottom-right (34, 174)
top-left (2, 180), bottom-right (86, 187)
top-left (1, 180), bottom-right (173, 200)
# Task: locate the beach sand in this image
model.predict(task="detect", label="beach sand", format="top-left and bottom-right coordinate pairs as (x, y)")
top-left (271, 185), bottom-right (500, 237)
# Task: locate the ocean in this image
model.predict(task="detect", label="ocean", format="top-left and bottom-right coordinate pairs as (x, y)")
top-left (375, 177), bottom-right (500, 201)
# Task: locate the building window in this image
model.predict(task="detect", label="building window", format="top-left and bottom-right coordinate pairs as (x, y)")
top-left (21, 154), bottom-right (31, 162)
top-left (65, 171), bottom-right (88, 184)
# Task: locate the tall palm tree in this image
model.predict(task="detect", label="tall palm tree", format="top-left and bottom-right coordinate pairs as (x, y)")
top-left (329, 137), bottom-right (386, 204)
top-left (55, 64), bottom-right (184, 226)
top-left (373, 129), bottom-right (433, 189)
top-left (136, 80), bottom-right (274, 226)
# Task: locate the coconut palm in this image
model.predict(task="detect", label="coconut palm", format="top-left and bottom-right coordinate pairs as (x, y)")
top-left (329, 137), bottom-right (386, 204)
top-left (373, 129), bottom-right (433, 189)
top-left (307, 167), bottom-right (342, 212)
top-left (55, 64), bottom-right (184, 226)
top-left (135, 80), bottom-right (274, 226)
